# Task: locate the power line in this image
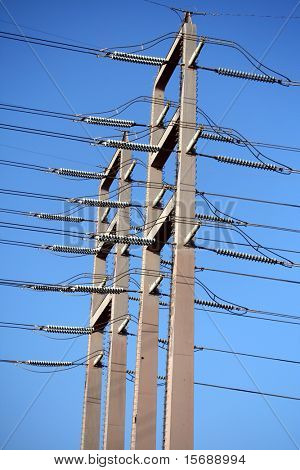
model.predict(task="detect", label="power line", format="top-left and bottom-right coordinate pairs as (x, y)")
top-left (0, 30), bottom-right (101, 55)
top-left (196, 266), bottom-right (300, 286)
top-left (159, 338), bottom-right (300, 365)
top-left (192, 11), bottom-right (300, 20)
top-left (194, 382), bottom-right (300, 402)
top-left (1, 28), bottom-right (298, 85)
top-left (195, 236), bottom-right (300, 256)
top-left (196, 306), bottom-right (300, 327)
top-left (195, 345), bottom-right (300, 366)
top-left (1, 183), bottom-right (300, 236)
top-left (197, 191), bottom-right (300, 209)
top-left (144, 1), bottom-right (300, 20)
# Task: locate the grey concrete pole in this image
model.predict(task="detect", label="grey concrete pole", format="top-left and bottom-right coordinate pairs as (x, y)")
top-left (164, 14), bottom-right (197, 450)
top-left (103, 134), bottom-right (131, 449)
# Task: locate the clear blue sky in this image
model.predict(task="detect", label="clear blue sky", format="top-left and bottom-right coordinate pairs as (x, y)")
top-left (0, 0), bottom-right (300, 450)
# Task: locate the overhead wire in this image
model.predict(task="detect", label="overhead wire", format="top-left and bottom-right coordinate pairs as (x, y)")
top-left (194, 382), bottom-right (300, 402)
top-left (196, 266), bottom-right (300, 286)
top-left (195, 345), bottom-right (300, 366)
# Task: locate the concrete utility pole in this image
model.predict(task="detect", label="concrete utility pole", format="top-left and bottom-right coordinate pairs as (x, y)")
top-left (103, 135), bottom-right (131, 449)
top-left (81, 133), bottom-right (132, 449)
top-left (130, 77), bottom-right (165, 450)
top-left (131, 13), bottom-right (199, 450)
top-left (80, 174), bottom-right (109, 450)
top-left (164, 15), bottom-right (197, 450)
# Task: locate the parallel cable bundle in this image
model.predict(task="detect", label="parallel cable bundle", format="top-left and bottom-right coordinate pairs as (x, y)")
top-left (50, 168), bottom-right (106, 179)
top-left (108, 51), bottom-right (165, 66)
top-left (80, 116), bottom-right (136, 127)
top-left (42, 325), bottom-right (94, 335)
top-left (215, 248), bottom-right (286, 266)
top-left (30, 212), bottom-right (85, 223)
top-left (95, 139), bottom-right (160, 153)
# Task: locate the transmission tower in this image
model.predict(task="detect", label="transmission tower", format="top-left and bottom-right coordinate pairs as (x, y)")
top-left (82, 12), bottom-right (200, 450)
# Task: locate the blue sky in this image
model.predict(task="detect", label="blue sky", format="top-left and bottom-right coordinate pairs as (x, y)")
top-left (0, 0), bottom-right (300, 450)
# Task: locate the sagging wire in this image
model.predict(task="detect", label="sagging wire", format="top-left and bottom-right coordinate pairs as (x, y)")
top-left (197, 192), bottom-right (295, 266)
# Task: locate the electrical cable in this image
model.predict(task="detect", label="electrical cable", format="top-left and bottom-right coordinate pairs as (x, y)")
top-left (195, 345), bottom-right (300, 366)
top-left (194, 382), bottom-right (300, 402)
top-left (196, 266), bottom-right (300, 286)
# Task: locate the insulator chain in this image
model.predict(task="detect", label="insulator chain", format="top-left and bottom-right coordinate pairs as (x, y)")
top-left (42, 325), bottom-right (94, 335)
top-left (194, 298), bottom-right (243, 311)
top-left (95, 139), bottom-right (160, 153)
top-left (50, 168), bottom-right (106, 179)
top-left (93, 234), bottom-right (154, 246)
top-left (25, 360), bottom-right (74, 367)
top-left (128, 295), bottom-right (169, 307)
top-left (215, 248), bottom-right (286, 265)
top-left (158, 338), bottom-right (169, 345)
top-left (80, 116), bottom-right (135, 127)
top-left (196, 213), bottom-right (238, 225)
top-left (69, 198), bottom-right (130, 208)
top-left (215, 155), bottom-right (285, 172)
top-left (127, 368), bottom-right (166, 381)
top-left (128, 295), bottom-right (140, 302)
top-left (31, 212), bottom-right (85, 223)
top-left (218, 67), bottom-right (281, 84)
top-left (45, 245), bottom-right (100, 255)
top-left (160, 259), bottom-right (173, 266)
top-left (70, 285), bottom-right (125, 294)
top-left (159, 300), bottom-right (169, 307)
top-left (24, 284), bottom-right (125, 294)
top-left (109, 51), bottom-right (165, 66)
top-left (200, 131), bottom-right (237, 144)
